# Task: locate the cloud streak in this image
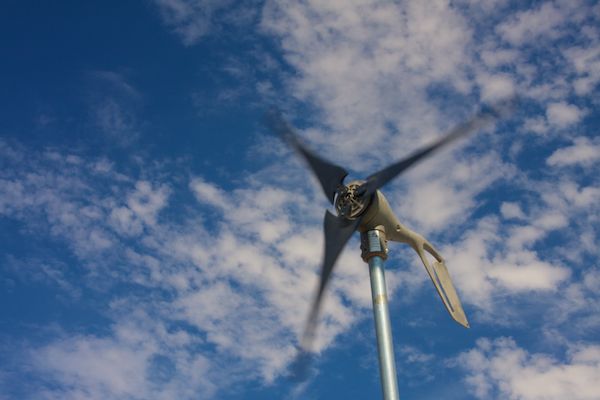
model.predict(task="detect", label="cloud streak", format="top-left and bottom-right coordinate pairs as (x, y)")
top-left (459, 337), bottom-right (600, 400)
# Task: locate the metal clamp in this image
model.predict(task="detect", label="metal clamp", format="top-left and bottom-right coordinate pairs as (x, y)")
top-left (360, 225), bottom-right (388, 261)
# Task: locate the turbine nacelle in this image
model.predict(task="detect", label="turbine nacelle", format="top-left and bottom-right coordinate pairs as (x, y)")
top-left (334, 181), bottom-right (419, 242)
top-left (335, 182), bottom-right (470, 328)
top-left (334, 180), bottom-right (414, 243)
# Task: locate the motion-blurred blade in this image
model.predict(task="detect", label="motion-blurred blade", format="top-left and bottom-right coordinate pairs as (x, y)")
top-left (361, 98), bottom-right (516, 196)
top-left (290, 210), bottom-right (362, 380)
top-left (265, 108), bottom-right (348, 203)
top-left (301, 211), bottom-right (362, 350)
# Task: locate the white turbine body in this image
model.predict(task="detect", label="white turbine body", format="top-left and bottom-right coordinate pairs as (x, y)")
top-left (358, 189), bottom-right (469, 328)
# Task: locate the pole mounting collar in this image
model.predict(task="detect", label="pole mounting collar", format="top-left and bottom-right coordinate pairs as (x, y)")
top-left (360, 225), bottom-right (388, 261)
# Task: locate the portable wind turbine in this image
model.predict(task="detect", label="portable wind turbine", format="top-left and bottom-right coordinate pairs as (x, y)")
top-left (266, 100), bottom-right (513, 399)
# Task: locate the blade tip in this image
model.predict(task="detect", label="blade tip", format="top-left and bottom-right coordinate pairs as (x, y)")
top-left (455, 313), bottom-right (470, 329)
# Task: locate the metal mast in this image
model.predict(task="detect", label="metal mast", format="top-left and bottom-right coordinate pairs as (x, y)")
top-left (361, 227), bottom-right (400, 400)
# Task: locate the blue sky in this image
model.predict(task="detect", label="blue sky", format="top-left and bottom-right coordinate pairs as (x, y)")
top-left (1, 0), bottom-right (599, 399)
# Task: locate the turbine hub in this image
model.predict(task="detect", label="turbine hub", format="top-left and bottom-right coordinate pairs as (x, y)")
top-left (334, 180), bottom-right (369, 219)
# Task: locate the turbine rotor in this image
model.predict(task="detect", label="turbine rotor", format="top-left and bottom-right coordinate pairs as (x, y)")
top-left (264, 98), bottom-right (516, 378)
top-left (334, 180), bottom-right (370, 219)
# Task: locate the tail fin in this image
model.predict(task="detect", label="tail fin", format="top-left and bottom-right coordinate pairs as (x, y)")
top-left (415, 244), bottom-right (469, 328)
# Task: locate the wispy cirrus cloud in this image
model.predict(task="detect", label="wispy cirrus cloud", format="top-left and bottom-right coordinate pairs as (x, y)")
top-left (86, 71), bottom-right (143, 146)
top-left (260, 0), bottom-right (478, 169)
top-left (153, 0), bottom-right (232, 45)
top-left (441, 165), bottom-right (599, 317)
top-left (153, 0), bottom-right (259, 46)
top-left (30, 315), bottom-right (217, 400)
top-left (495, 1), bottom-right (568, 45)
top-left (0, 138), bottom-right (382, 397)
top-left (547, 136), bottom-right (600, 166)
top-left (458, 337), bottom-right (600, 400)
top-left (564, 33), bottom-right (600, 95)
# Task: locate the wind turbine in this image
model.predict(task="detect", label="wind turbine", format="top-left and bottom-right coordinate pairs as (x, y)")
top-left (266, 100), bottom-right (513, 399)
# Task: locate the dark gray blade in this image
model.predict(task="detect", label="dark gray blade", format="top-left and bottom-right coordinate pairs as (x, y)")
top-left (264, 108), bottom-right (348, 204)
top-left (361, 98), bottom-right (516, 197)
top-left (289, 211), bottom-right (362, 380)
top-left (302, 210), bottom-right (362, 348)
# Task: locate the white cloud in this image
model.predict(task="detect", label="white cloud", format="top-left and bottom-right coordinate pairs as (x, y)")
top-left (441, 211), bottom-right (571, 312)
top-left (3, 257), bottom-right (80, 298)
top-left (496, 2), bottom-right (566, 45)
top-left (35, 336), bottom-right (150, 399)
top-left (437, 219), bottom-right (506, 303)
top-left (0, 140), bottom-right (379, 396)
top-left (479, 1), bottom-right (598, 122)
top-left (455, 0), bottom-right (511, 15)
top-left (546, 102), bottom-right (585, 128)
top-left (480, 48), bottom-right (519, 68)
top-left (564, 42), bottom-right (600, 96)
top-left (184, 177), bottom-right (376, 356)
top-left (522, 116), bottom-right (549, 135)
top-left (487, 257), bottom-right (570, 291)
top-left (500, 202), bottom-right (525, 220)
top-left (94, 99), bottom-right (139, 143)
top-left (31, 317), bottom-right (217, 400)
top-left (434, 160), bottom-right (598, 323)
top-left (477, 73), bottom-right (515, 102)
top-left (153, 0), bottom-right (257, 46)
top-left (153, 0), bottom-right (230, 45)
top-left (553, 273), bottom-right (600, 331)
top-left (88, 72), bottom-right (143, 145)
top-left (261, 0), bottom-right (475, 167)
top-left (175, 281), bottom-right (295, 382)
top-left (555, 181), bottom-right (600, 208)
top-left (397, 345), bottom-right (436, 382)
top-left (0, 161), bottom-right (119, 259)
top-left (547, 137), bottom-right (600, 167)
top-left (394, 151), bottom-right (514, 233)
top-left (126, 180), bottom-right (170, 226)
top-left (90, 71), bottom-right (141, 99)
top-left (110, 206), bottom-right (144, 236)
top-left (458, 337), bottom-right (600, 400)
top-left (109, 181), bottom-right (170, 237)
top-left (189, 177), bottom-right (228, 208)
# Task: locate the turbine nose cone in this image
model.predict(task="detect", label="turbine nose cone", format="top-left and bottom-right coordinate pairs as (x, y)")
top-left (334, 180), bottom-right (369, 219)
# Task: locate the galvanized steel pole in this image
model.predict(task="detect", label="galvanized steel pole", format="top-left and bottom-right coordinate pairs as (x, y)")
top-left (361, 227), bottom-right (400, 400)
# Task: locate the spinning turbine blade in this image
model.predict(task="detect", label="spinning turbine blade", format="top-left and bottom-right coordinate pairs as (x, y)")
top-left (264, 108), bottom-right (348, 204)
top-left (362, 98), bottom-right (516, 197)
top-left (301, 210), bottom-right (363, 350)
top-left (289, 211), bottom-right (362, 380)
